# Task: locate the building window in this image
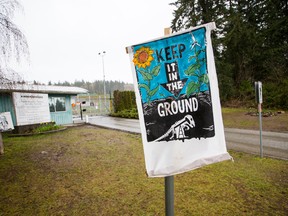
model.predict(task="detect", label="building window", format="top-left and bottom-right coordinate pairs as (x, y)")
top-left (49, 97), bottom-right (66, 112)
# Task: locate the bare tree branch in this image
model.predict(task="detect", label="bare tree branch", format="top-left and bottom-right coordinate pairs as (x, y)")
top-left (0, 0), bottom-right (29, 80)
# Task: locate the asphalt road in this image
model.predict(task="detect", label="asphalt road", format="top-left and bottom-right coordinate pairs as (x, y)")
top-left (75, 115), bottom-right (288, 160)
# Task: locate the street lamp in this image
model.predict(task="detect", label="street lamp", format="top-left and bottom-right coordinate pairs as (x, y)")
top-left (98, 51), bottom-right (106, 112)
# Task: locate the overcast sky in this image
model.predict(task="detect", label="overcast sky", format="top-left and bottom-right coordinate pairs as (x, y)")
top-left (14, 0), bottom-right (175, 84)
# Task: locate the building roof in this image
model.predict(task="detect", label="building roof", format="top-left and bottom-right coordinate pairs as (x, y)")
top-left (0, 83), bottom-right (88, 95)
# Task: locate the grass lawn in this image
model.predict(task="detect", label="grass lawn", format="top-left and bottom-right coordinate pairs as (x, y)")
top-left (0, 125), bottom-right (287, 215)
top-left (222, 107), bottom-right (288, 132)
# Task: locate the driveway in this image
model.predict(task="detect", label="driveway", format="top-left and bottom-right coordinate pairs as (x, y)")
top-left (74, 115), bottom-right (288, 160)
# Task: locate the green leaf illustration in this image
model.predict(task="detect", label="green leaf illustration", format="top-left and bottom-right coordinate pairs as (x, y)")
top-left (199, 58), bottom-right (207, 64)
top-left (185, 62), bottom-right (201, 76)
top-left (188, 55), bottom-right (197, 61)
top-left (138, 83), bottom-right (150, 92)
top-left (203, 74), bottom-right (209, 83)
top-left (151, 65), bottom-right (161, 76)
top-left (138, 69), bottom-right (153, 81)
top-left (196, 50), bottom-right (202, 56)
top-left (199, 74), bottom-right (209, 84)
top-left (148, 85), bottom-right (159, 97)
top-left (186, 81), bottom-right (199, 96)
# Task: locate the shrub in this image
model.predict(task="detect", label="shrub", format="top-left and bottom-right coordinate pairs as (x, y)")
top-left (110, 109), bottom-right (138, 119)
top-left (32, 122), bottom-right (61, 133)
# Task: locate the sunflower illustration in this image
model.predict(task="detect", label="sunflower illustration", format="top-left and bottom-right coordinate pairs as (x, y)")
top-left (133, 47), bottom-right (154, 68)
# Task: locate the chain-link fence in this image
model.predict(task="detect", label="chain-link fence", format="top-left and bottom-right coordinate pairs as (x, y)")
top-left (72, 95), bottom-right (113, 117)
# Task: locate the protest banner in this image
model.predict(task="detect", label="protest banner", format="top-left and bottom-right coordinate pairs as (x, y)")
top-left (127, 22), bottom-right (232, 177)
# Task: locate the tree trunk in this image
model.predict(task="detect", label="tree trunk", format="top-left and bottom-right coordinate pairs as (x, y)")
top-left (0, 132), bottom-right (4, 155)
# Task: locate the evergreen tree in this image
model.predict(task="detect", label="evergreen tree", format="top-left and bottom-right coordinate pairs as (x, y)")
top-left (170, 0), bottom-right (288, 108)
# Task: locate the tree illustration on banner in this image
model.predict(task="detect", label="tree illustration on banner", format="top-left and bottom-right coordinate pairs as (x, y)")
top-left (185, 33), bottom-right (209, 97)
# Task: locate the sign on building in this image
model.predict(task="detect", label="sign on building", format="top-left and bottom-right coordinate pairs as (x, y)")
top-left (0, 112), bottom-right (14, 132)
top-left (13, 92), bottom-right (51, 126)
top-left (127, 22), bottom-right (231, 177)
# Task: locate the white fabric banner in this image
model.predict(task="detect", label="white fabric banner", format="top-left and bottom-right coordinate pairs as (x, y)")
top-left (127, 22), bottom-right (232, 177)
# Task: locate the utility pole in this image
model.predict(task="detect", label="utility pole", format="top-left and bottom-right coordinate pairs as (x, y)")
top-left (98, 51), bottom-right (106, 113)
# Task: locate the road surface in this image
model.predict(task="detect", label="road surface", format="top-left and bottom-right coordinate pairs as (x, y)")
top-left (74, 115), bottom-right (288, 160)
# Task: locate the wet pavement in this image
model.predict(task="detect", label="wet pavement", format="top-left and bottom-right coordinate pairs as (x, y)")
top-left (72, 115), bottom-right (288, 160)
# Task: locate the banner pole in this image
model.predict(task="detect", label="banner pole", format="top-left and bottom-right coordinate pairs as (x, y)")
top-left (165, 175), bottom-right (174, 216)
top-left (163, 27), bottom-right (174, 216)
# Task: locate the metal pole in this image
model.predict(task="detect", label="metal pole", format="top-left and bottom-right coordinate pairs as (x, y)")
top-left (98, 51), bottom-right (106, 113)
top-left (80, 103), bottom-right (83, 120)
top-left (258, 103), bottom-right (263, 158)
top-left (163, 28), bottom-right (174, 216)
top-left (165, 175), bottom-right (174, 216)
